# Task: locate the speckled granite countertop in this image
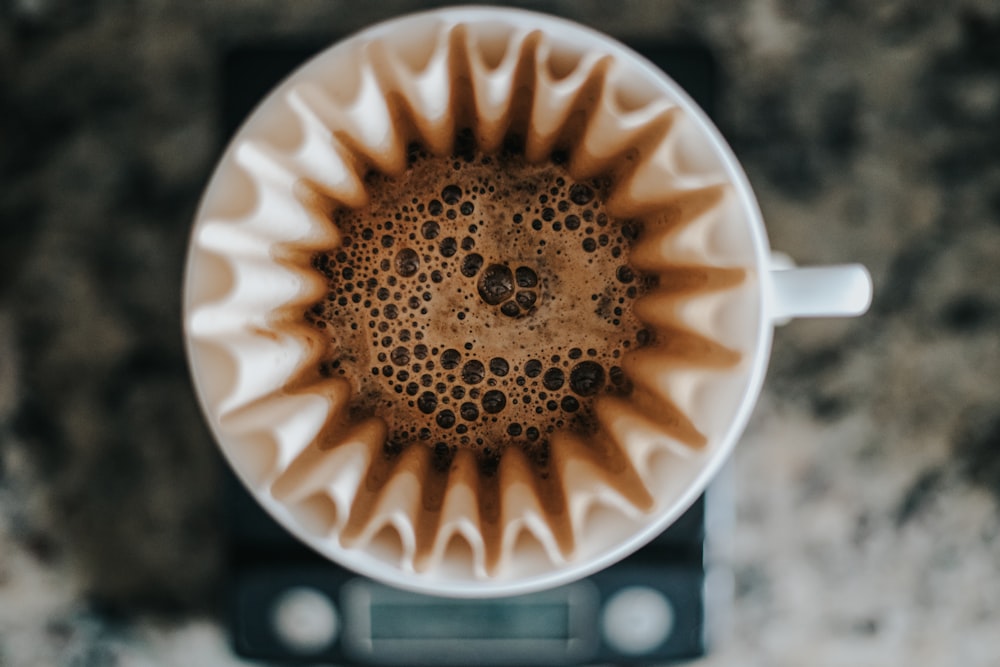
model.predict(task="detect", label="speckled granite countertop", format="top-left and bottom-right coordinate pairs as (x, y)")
top-left (2, 1), bottom-right (999, 665)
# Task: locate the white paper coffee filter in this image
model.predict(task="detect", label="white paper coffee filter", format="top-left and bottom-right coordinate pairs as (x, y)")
top-left (184, 8), bottom-right (765, 594)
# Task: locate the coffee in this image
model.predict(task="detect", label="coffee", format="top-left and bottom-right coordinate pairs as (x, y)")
top-left (301, 134), bottom-right (655, 474)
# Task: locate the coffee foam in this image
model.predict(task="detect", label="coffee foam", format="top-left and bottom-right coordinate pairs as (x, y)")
top-left (186, 14), bottom-right (762, 586)
top-left (299, 144), bottom-right (655, 463)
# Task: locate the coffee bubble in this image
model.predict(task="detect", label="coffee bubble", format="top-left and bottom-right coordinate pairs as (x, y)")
top-left (440, 237), bottom-right (458, 257)
top-left (441, 349), bottom-right (461, 369)
top-left (462, 360), bottom-right (486, 385)
top-left (436, 410), bottom-right (456, 429)
top-left (569, 184), bottom-right (594, 205)
top-left (417, 392), bottom-right (438, 414)
top-left (422, 220), bottom-right (440, 239)
top-left (489, 357), bottom-right (509, 377)
top-left (560, 395), bottom-right (580, 412)
top-left (482, 390), bottom-right (507, 414)
top-left (395, 248), bottom-right (420, 277)
top-left (542, 368), bottom-right (565, 391)
top-left (515, 266), bottom-right (538, 288)
top-left (515, 291), bottom-right (536, 309)
top-left (477, 264), bottom-right (514, 305)
top-left (441, 184), bottom-right (462, 205)
top-left (461, 253), bottom-right (484, 277)
top-left (500, 302), bottom-right (520, 317)
top-left (569, 361), bottom-right (605, 397)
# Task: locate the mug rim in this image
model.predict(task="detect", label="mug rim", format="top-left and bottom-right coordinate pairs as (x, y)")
top-left (183, 5), bottom-right (775, 598)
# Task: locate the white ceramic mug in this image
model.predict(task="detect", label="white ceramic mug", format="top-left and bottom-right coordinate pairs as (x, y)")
top-left (183, 6), bottom-right (871, 598)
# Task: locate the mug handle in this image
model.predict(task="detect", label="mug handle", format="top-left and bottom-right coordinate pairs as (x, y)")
top-left (768, 252), bottom-right (873, 325)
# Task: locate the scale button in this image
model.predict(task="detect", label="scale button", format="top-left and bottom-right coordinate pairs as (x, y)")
top-left (271, 586), bottom-right (339, 654)
top-left (601, 586), bottom-right (674, 655)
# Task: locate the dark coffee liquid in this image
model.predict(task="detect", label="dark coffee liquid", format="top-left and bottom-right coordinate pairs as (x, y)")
top-left (304, 139), bottom-right (654, 470)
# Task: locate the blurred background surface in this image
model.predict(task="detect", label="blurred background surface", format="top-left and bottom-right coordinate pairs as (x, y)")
top-left (1, 1), bottom-right (998, 665)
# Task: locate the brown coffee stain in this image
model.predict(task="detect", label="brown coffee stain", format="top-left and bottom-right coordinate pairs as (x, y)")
top-left (467, 31), bottom-right (546, 154)
top-left (550, 428), bottom-right (655, 512)
top-left (601, 391), bottom-right (707, 449)
top-left (521, 446), bottom-right (575, 558)
top-left (524, 54), bottom-right (615, 164)
top-left (340, 439), bottom-right (425, 547)
top-left (333, 124), bottom-right (409, 183)
top-left (547, 57), bottom-right (615, 168)
top-left (616, 182), bottom-right (727, 234)
top-left (412, 447), bottom-right (481, 571)
top-left (476, 458), bottom-right (503, 571)
top-left (411, 448), bottom-right (452, 564)
top-left (625, 328), bottom-right (741, 369)
top-left (271, 417), bottom-right (384, 504)
top-left (494, 446), bottom-right (575, 564)
top-left (447, 25), bottom-right (477, 139)
top-left (500, 32), bottom-right (543, 156)
top-left (247, 325), bottom-right (280, 343)
top-left (580, 108), bottom-right (681, 187)
top-left (636, 266), bottom-right (746, 294)
top-left (222, 375), bottom-right (352, 442)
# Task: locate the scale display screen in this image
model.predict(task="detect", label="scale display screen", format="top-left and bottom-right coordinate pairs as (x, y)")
top-left (370, 601), bottom-right (569, 640)
top-left (342, 579), bottom-right (599, 665)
